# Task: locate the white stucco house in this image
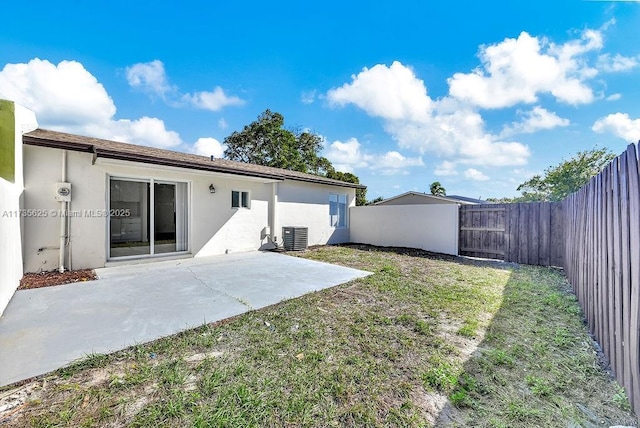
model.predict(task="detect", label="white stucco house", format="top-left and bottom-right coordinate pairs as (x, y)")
top-left (0, 100), bottom-right (363, 315)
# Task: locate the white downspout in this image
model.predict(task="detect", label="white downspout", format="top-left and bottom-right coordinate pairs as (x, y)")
top-left (59, 150), bottom-right (67, 273)
top-left (270, 182), bottom-right (279, 245)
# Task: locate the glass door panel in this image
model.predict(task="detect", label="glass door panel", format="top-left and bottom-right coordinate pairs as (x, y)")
top-left (154, 183), bottom-right (177, 254)
top-left (175, 182), bottom-right (188, 252)
top-left (109, 179), bottom-right (150, 257)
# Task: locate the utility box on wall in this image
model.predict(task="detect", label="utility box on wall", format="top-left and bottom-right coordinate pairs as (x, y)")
top-left (55, 182), bottom-right (72, 202)
top-left (282, 227), bottom-right (308, 251)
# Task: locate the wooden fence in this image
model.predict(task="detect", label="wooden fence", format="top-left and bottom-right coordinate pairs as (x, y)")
top-left (563, 144), bottom-right (640, 412)
top-left (459, 202), bottom-right (564, 266)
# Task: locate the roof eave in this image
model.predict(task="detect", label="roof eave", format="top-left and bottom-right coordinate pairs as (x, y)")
top-left (23, 135), bottom-right (93, 153)
top-left (287, 176), bottom-right (365, 189)
top-left (23, 133), bottom-right (365, 188)
top-left (93, 148), bottom-right (285, 180)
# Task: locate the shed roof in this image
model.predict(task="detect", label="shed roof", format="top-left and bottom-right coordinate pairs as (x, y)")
top-left (23, 129), bottom-right (365, 189)
top-left (446, 195), bottom-right (488, 204)
top-left (374, 191), bottom-right (460, 205)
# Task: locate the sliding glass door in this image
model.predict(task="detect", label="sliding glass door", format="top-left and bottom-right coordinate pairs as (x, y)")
top-left (109, 178), bottom-right (188, 259)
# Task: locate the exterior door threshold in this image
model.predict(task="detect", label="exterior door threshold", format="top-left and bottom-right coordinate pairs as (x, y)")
top-left (105, 253), bottom-right (193, 268)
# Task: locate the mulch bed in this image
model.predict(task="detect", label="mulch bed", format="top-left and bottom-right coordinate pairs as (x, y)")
top-left (18, 269), bottom-right (97, 290)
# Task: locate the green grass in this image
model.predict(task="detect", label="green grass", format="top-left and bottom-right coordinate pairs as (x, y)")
top-left (446, 265), bottom-right (636, 427)
top-left (1, 244), bottom-right (635, 427)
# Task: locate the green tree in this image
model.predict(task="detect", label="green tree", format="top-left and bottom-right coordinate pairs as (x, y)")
top-left (430, 181), bottom-right (446, 196)
top-left (224, 110), bottom-right (326, 172)
top-left (368, 196), bottom-right (384, 205)
top-left (516, 147), bottom-right (615, 202)
top-left (485, 197), bottom-right (517, 204)
top-left (223, 109), bottom-right (367, 205)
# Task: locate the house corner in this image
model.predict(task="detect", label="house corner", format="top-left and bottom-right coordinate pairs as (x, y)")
top-left (0, 99), bottom-right (38, 316)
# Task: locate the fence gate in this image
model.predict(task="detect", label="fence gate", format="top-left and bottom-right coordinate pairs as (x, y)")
top-left (459, 202), bottom-right (564, 267)
top-left (458, 204), bottom-right (507, 260)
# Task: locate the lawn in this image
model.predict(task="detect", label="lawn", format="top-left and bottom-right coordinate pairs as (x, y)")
top-left (0, 245), bottom-right (636, 427)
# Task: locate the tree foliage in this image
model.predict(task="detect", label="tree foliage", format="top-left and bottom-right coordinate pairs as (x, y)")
top-left (430, 181), bottom-right (446, 196)
top-left (223, 110), bottom-right (331, 174)
top-left (485, 197), bottom-right (517, 204)
top-left (516, 147), bottom-right (615, 202)
top-left (223, 109), bottom-right (366, 205)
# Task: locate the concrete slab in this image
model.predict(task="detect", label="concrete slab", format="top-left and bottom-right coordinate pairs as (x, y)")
top-left (0, 251), bottom-right (370, 386)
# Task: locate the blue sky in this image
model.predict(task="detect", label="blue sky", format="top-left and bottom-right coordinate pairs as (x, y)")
top-left (1, 1), bottom-right (639, 199)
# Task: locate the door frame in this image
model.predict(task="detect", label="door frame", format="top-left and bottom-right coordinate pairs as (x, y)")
top-left (107, 175), bottom-right (190, 261)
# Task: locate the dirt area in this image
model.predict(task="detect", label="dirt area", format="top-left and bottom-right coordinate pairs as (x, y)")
top-left (18, 269), bottom-right (97, 290)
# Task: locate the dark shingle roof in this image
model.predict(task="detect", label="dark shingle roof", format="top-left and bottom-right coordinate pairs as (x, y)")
top-left (23, 129), bottom-right (365, 189)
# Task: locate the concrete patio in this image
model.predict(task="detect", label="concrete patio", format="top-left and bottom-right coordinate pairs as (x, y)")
top-left (0, 251), bottom-right (370, 386)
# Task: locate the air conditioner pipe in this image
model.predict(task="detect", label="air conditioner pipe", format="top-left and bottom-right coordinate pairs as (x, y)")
top-left (59, 150), bottom-right (67, 273)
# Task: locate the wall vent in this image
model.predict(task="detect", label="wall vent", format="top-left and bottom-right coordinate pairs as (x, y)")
top-left (282, 227), bottom-right (308, 251)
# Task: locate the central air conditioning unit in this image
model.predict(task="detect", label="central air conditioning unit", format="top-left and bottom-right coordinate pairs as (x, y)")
top-left (282, 227), bottom-right (308, 251)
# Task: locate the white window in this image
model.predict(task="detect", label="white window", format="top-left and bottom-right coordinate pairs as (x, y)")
top-left (329, 193), bottom-right (347, 228)
top-left (232, 190), bottom-right (250, 208)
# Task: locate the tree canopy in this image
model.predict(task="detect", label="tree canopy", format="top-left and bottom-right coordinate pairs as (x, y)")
top-left (430, 181), bottom-right (446, 196)
top-left (223, 110), bottom-right (332, 174)
top-left (515, 147), bottom-right (615, 202)
top-left (223, 109), bottom-right (366, 205)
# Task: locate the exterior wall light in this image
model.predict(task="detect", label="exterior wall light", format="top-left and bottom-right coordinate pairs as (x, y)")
top-left (209, 184), bottom-right (216, 194)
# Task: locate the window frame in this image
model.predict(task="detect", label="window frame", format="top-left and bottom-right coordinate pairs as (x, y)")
top-left (231, 190), bottom-right (251, 209)
top-left (329, 193), bottom-right (348, 229)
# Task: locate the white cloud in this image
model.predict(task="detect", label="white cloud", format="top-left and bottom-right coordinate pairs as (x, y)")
top-left (326, 61), bottom-right (530, 167)
top-left (327, 61), bottom-right (431, 122)
top-left (324, 138), bottom-right (368, 172)
top-left (218, 118), bottom-right (228, 129)
top-left (464, 168), bottom-right (489, 181)
top-left (183, 87), bottom-right (245, 112)
top-left (500, 106), bottom-right (570, 137)
top-left (389, 111), bottom-right (531, 166)
top-left (434, 161), bottom-right (458, 176)
top-left (125, 60), bottom-right (174, 98)
top-left (301, 90), bottom-right (316, 104)
top-left (448, 29), bottom-right (601, 108)
top-left (606, 93), bottom-right (622, 101)
top-left (592, 113), bottom-right (640, 143)
top-left (597, 53), bottom-right (639, 73)
top-left (0, 58), bottom-right (216, 150)
top-left (0, 58), bottom-right (116, 126)
top-left (377, 151), bottom-right (424, 169)
top-left (106, 116), bottom-right (181, 148)
top-left (125, 60), bottom-right (244, 111)
top-left (324, 137), bottom-right (423, 174)
top-left (327, 26), bottom-right (618, 172)
top-left (192, 137), bottom-right (226, 158)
